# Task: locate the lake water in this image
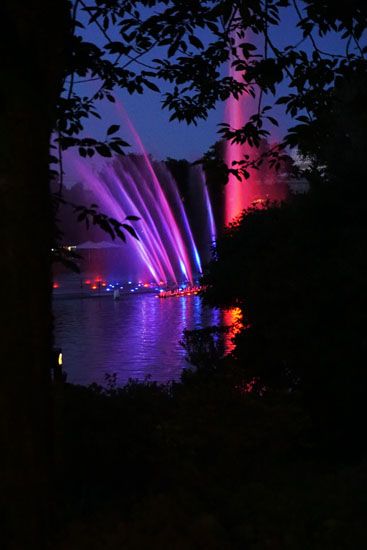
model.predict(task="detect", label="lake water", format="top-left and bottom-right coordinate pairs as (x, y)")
top-left (53, 293), bottom-right (223, 386)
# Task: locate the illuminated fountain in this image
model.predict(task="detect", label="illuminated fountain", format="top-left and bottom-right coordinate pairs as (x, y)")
top-left (224, 28), bottom-right (289, 225)
top-left (69, 108), bottom-right (216, 285)
top-left (225, 88), bottom-right (288, 226)
top-left (225, 34), bottom-right (261, 225)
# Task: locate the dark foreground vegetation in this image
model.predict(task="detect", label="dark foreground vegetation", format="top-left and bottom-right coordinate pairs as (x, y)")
top-left (53, 364), bottom-right (366, 549)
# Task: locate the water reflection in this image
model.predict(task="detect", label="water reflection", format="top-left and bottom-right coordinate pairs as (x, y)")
top-left (223, 307), bottom-right (243, 354)
top-left (54, 294), bottom-right (226, 386)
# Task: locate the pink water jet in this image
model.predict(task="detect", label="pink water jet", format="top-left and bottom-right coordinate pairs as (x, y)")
top-left (116, 101), bottom-right (197, 282)
top-left (67, 109), bottom-right (217, 284)
top-left (225, 34), bottom-right (261, 225)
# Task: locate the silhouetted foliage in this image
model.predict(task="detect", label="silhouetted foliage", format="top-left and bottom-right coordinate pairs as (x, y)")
top-left (2, 1), bottom-right (367, 546)
top-left (180, 325), bottom-right (228, 370)
top-left (204, 187), bottom-right (367, 451)
top-left (52, 373), bottom-right (367, 549)
top-left (56, 1), bottom-right (367, 186)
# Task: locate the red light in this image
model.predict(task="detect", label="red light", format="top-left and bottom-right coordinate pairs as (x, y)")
top-left (102, 282), bottom-right (107, 287)
top-left (85, 279), bottom-right (91, 285)
top-left (53, 282), bottom-right (59, 289)
top-left (95, 276), bottom-right (102, 283)
top-left (143, 283), bottom-right (149, 287)
top-left (91, 284), bottom-right (97, 290)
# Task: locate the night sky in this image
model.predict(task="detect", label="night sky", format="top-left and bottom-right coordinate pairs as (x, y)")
top-left (64, 4), bottom-right (354, 185)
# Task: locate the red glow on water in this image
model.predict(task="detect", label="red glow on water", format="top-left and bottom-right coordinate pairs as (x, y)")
top-left (53, 282), bottom-right (59, 289)
top-left (85, 279), bottom-right (91, 285)
top-left (157, 286), bottom-right (202, 298)
top-left (223, 307), bottom-right (243, 354)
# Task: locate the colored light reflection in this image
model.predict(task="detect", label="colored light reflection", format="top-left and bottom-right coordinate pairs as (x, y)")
top-left (223, 307), bottom-right (243, 354)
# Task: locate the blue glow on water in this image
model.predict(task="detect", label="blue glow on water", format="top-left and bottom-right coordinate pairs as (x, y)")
top-left (54, 283), bottom-right (227, 386)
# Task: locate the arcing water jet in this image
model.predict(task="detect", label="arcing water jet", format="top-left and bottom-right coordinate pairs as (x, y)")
top-left (69, 107), bottom-right (216, 285)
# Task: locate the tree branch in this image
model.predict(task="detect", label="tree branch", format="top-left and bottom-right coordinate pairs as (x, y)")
top-left (80, 0), bottom-right (156, 69)
top-left (292, 0), bottom-right (349, 59)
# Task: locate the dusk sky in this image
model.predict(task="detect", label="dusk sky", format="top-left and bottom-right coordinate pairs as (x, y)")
top-left (64, 4), bottom-right (355, 185)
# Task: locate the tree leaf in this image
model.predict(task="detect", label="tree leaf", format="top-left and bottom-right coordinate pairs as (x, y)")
top-left (121, 223), bottom-right (139, 240)
top-left (143, 80), bottom-right (160, 92)
top-left (96, 144), bottom-right (112, 157)
top-left (107, 124), bottom-right (120, 136)
top-left (189, 35), bottom-right (204, 49)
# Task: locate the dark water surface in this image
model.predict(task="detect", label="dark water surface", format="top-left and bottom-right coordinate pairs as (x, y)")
top-left (53, 293), bottom-right (221, 386)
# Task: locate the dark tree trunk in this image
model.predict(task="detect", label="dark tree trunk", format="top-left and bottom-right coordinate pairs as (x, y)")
top-left (0, 1), bottom-right (70, 547)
